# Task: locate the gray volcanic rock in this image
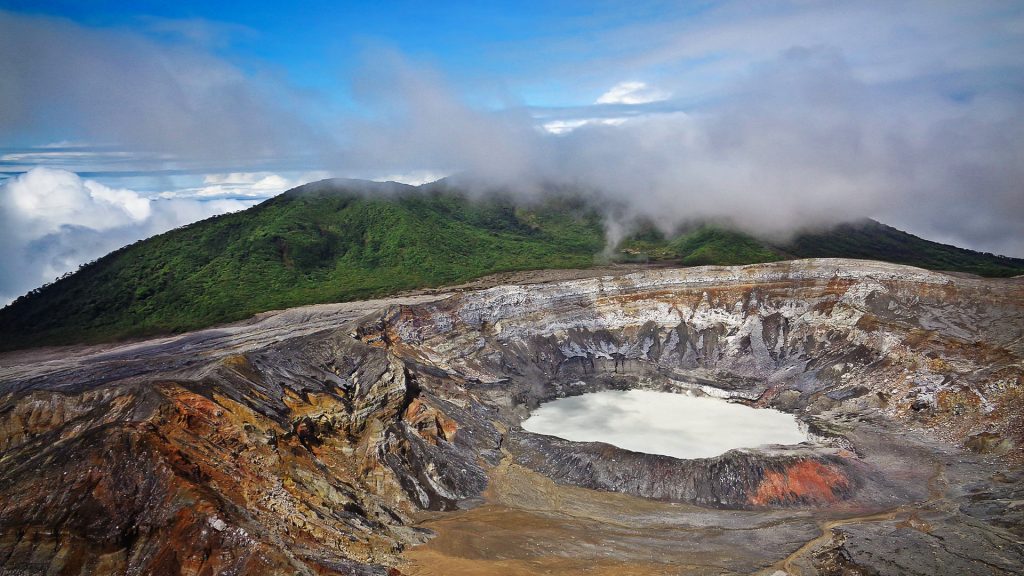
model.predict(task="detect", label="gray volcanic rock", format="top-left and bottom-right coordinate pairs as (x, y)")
top-left (368, 260), bottom-right (1023, 448)
top-left (510, 432), bottom-right (863, 508)
top-left (1, 259), bottom-right (1022, 575)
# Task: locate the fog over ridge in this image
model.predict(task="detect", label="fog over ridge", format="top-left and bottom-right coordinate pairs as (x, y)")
top-left (345, 46), bottom-right (1023, 254)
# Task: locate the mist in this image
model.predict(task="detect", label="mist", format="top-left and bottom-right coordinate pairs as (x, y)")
top-left (341, 47), bottom-right (1024, 255)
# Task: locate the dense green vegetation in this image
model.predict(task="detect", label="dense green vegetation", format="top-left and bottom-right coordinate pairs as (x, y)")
top-left (780, 219), bottom-right (1024, 278)
top-left (0, 179), bottom-right (605, 349)
top-left (2, 179), bottom-right (1022, 350)
top-left (617, 225), bottom-right (782, 265)
top-left (672, 227), bottom-right (783, 266)
top-left (616, 219), bottom-right (1024, 276)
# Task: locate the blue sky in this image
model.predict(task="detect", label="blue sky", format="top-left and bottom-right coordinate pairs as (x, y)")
top-left (1, 1), bottom-right (1023, 301)
top-left (2, 1), bottom-right (702, 115)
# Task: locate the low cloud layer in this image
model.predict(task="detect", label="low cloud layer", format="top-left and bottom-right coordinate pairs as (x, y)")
top-left (0, 168), bottom-right (251, 304)
top-left (343, 47), bottom-right (1024, 255)
top-left (156, 171), bottom-right (332, 200)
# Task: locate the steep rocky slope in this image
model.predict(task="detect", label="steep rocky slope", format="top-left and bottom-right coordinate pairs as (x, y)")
top-left (1, 260), bottom-right (1022, 575)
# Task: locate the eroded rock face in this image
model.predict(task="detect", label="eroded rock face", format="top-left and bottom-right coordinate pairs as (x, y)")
top-left (511, 433), bottom-right (861, 508)
top-left (348, 260), bottom-right (1022, 514)
top-left (367, 260), bottom-right (1023, 451)
top-left (1, 259), bottom-right (1022, 575)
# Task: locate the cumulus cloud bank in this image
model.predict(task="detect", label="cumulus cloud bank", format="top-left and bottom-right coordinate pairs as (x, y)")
top-left (157, 171), bottom-right (332, 200)
top-left (0, 168), bottom-right (251, 304)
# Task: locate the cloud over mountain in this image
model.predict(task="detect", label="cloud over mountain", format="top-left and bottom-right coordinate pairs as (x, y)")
top-left (343, 47), bottom-right (1024, 256)
top-left (2, 0), bottom-right (1023, 283)
top-left (0, 168), bottom-right (250, 303)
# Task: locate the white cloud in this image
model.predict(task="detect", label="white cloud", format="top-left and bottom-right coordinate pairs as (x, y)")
top-left (0, 168), bottom-right (252, 304)
top-left (4, 168), bottom-right (151, 235)
top-left (542, 117), bottom-right (627, 135)
top-left (158, 171), bottom-right (331, 199)
top-left (370, 170), bottom-right (450, 186)
top-left (203, 172), bottom-right (291, 186)
top-left (595, 81), bottom-right (671, 105)
top-left (348, 48), bottom-right (1024, 257)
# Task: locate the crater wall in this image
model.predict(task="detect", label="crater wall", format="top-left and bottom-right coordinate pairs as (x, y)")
top-left (1, 259), bottom-right (1021, 575)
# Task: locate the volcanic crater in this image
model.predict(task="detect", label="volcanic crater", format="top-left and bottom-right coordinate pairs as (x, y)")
top-left (1, 259), bottom-right (1023, 575)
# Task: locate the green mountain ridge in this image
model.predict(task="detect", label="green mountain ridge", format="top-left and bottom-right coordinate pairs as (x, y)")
top-left (2, 178), bottom-right (1022, 351)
